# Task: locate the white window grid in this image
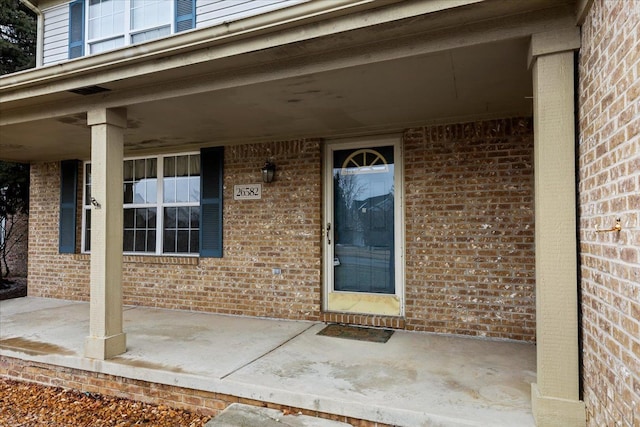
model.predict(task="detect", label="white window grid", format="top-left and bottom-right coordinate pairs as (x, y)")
top-left (85, 0), bottom-right (174, 55)
top-left (81, 151), bottom-right (200, 256)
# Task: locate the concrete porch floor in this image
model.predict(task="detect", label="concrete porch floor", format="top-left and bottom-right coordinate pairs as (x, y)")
top-left (0, 297), bottom-right (536, 426)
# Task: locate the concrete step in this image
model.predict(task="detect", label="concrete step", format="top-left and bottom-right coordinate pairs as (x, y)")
top-left (206, 403), bottom-right (352, 427)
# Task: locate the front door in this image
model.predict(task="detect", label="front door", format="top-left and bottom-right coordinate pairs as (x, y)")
top-left (324, 137), bottom-right (403, 316)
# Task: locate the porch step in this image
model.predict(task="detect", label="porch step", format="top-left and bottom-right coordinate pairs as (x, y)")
top-left (206, 403), bottom-right (351, 427)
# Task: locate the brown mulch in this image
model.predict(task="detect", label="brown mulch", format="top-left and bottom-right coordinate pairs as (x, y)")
top-left (0, 277), bottom-right (27, 300)
top-left (0, 378), bottom-right (212, 426)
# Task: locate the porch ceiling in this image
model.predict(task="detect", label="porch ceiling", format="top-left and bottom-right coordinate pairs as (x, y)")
top-left (0, 0), bottom-right (577, 162)
top-left (0, 37), bottom-right (532, 162)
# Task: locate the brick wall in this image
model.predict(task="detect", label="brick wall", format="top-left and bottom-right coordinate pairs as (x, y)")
top-left (28, 162), bottom-right (90, 299)
top-left (28, 140), bottom-right (324, 321)
top-left (27, 122), bottom-right (535, 341)
top-left (403, 118), bottom-right (535, 340)
top-left (578, 1), bottom-right (640, 426)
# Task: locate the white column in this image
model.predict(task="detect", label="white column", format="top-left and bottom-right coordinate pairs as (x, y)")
top-left (84, 108), bottom-right (127, 360)
top-left (529, 29), bottom-right (586, 427)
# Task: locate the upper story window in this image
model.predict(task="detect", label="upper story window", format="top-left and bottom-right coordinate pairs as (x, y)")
top-left (69, 0), bottom-right (195, 59)
top-left (88, 0), bottom-right (171, 54)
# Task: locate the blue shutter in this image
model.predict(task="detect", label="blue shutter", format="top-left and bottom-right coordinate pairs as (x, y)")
top-left (175, 0), bottom-right (196, 33)
top-left (59, 160), bottom-right (79, 254)
top-left (68, 0), bottom-right (85, 59)
top-left (200, 147), bottom-right (223, 258)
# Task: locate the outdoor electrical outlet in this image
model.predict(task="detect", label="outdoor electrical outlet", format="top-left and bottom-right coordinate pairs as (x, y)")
top-left (272, 268), bottom-right (282, 274)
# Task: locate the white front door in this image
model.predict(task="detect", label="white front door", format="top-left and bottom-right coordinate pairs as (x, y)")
top-left (323, 136), bottom-right (404, 316)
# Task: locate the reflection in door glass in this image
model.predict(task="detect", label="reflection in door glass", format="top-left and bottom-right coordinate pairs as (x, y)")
top-left (333, 146), bottom-right (395, 294)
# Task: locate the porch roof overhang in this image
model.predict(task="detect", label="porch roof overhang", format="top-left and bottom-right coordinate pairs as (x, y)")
top-left (0, 0), bottom-right (578, 163)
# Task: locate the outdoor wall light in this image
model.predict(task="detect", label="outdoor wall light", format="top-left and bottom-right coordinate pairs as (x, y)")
top-left (261, 161), bottom-right (276, 183)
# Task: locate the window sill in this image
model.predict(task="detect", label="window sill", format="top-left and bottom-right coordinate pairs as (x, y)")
top-left (72, 253), bottom-right (199, 266)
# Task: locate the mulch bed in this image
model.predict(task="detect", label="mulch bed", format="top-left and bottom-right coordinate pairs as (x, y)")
top-left (0, 277), bottom-right (27, 301)
top-left (0, 378), bottom-right (212, 426)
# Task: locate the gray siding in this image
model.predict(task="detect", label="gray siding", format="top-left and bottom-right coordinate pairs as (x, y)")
top-left (43, 4), bottom-right (69, 65)
top-left (196, 0), bottom-right (307, 28)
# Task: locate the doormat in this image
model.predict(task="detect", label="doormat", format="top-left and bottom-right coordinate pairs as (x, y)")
top-left (317, 324), bottom-right (394, 343)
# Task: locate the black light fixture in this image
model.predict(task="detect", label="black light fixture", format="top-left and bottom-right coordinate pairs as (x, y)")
top-left (261, 160), bottom-right (276, 183)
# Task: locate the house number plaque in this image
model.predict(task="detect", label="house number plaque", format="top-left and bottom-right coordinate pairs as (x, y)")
top-left (234, 184), bottom-right (262, 200)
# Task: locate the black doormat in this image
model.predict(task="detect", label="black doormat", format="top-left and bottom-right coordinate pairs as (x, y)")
top-left (317, 324), bottom-right (394, 343)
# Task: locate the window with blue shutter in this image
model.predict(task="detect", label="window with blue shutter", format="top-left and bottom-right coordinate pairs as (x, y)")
top-left (199, 147), bottom-right (224, 258)
top-left (69, 0), bottom-right (196, 59)
top-left (175, 0), bottom-right (196, 33)
top-left (59, 160), bottom-right (79, 253)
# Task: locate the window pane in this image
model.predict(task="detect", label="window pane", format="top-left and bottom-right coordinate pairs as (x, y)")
top-left (123, 183), bottom-right (133, 204)
top-left (146, 180), bottom-right (157, 203)
top-left (102, 0), bottom-right (113, 15)
top-left (89, 0), bottom-right (100, 19)
top-left (124, 208), bottom-right (134, 228)
top-left (135, 208), bottom-right (146, 227)
top-left (131, 26), bottom-right (171, 44)
top-left (124, 208), bottom-right (156, 253)
top-left (177, 207), bottom-right (189, 228)
top-left (148, 230), bottom-right (156, 252)
top-left (163, 205), bottom-right (199, 254)
top-left (85, 164), bottom-right (92, 206)
top-left (189, 177), bottom-right (200, 203)
top-left (176, 156), bottom-right (189, 176)
top-left (131, 0), bottom-right (171, 30)
top-left (176, 177), bottom-right (189, 202)
top-left (131, 5), bottom-right (145, 29)
top-left (190, 230), bottom-right (199, 253)
top-left (125, 159), bottom-right (157, 204)
top-left (163, 229), bottom-right (176, 253)
top-left (164, 156), bottom-right (175, 177)
top-left (177, 230), bottom-right (189, 252)
top-left (164, 207), bottom-right (176, 228)
top-left (146, 159), bottom-right (157, 178)
top-left (135, 159), bottom-right (145, 180)
top-left (135, 230), bottom-right (146, 252)
top-left (133, 182), bottom-right (146, 203)
top-left (123, 160), bottom-right (133, 181)
top-left (147, 207), bottom-right (157, 229)
top-left (164, 179), bottom-right (176, 203)
top-left (190, 207), bottom-right (200, 228)
top-left (84, 210), bottom-right (91, 252)
top-left (89, 37), bottom-right (124, 54)
top-left (123, 229), bottom-right (134, 252)
top-left (190, 155), bottom-right (200, 175)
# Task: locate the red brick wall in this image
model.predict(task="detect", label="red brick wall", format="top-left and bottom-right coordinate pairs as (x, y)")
top-left (578, 1), bottom-right (640, 426)
top-left (27, 122), bottom-right (535, 341)
top-left (403, 118), bottom-right (535, 340)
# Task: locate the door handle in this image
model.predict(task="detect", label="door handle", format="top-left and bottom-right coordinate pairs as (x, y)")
top-left (326, 223), bottom-right (331, 245)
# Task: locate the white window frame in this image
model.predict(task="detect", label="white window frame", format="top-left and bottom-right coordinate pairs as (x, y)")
top-left (81, 151), bottom-right (200, 256)
top-left (85, 0), bottom-right (175, 55)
